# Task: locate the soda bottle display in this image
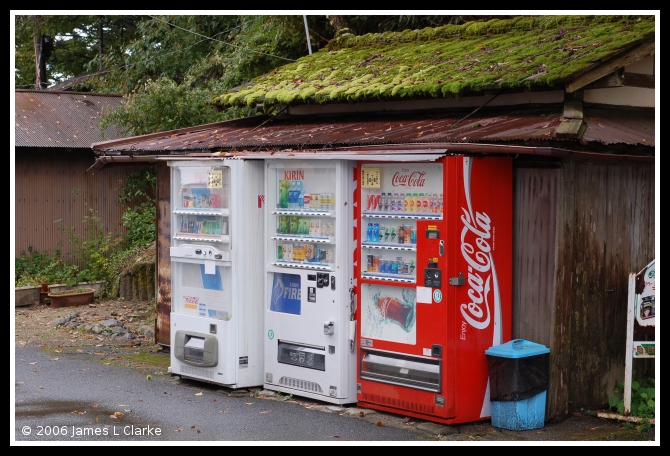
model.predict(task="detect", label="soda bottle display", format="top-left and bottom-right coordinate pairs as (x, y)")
top-left (288, 181), bottom-right (296, 209)
top-left (377, 296), bottom-right (415, 332)
top-left (296, 181), bottom-right (304, 209)
top-left (423, 193), bottom-right (431, 213)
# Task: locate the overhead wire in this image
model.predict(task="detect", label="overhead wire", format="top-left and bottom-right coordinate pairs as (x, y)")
top-left (148, 15), bottom-right (298, 62)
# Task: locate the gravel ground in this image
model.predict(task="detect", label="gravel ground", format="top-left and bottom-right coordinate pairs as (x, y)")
top-left (13, 300), bottom-right (658, 443)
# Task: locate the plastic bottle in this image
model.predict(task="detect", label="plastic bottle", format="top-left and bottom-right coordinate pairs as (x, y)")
top-left (288, 181), bottom-right (296, 209)
top-left (367, 223), bottom-right (373, 242)
top-left (412, 193), bottom-right (419, 213)
top-left (423, 193), bottom-right (431, 213)
top-left (438, 193), bottom-right (444, 213)
top-left (373, 223), bottom-right (380, 242)
top-left (296, 181), bottom-right (304, 209)
top-left (400, 193), bottom-right (407, 212)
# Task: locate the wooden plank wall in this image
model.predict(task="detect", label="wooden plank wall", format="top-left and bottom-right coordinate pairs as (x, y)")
top-left (522, 160), bottom-right (656, 422)
top-left (155, 161), bottom-right (172, 347)
top-left (14, 148), bottom-right (147, 269)
top-left (566, 162), bottom-right (656, 411)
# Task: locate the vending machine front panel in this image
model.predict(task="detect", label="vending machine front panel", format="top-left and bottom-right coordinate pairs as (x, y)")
top-left (168, 159), bottom-right (265, 390)
top-left (355, 156), bottom-right (513, 425)
top-left (263, 159), bottom-right (357, 404)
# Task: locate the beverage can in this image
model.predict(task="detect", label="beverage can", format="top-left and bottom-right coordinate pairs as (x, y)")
top-left (277, 244), bottom-right (283, 260)
top-left (391, 260), bottom-right (399, 275)
top-left (373, 256), bottom-right (380, 272)
top-left (303, 193), bottom-right (311, 207)
top-left (367, 254), bottom-right (374, 272)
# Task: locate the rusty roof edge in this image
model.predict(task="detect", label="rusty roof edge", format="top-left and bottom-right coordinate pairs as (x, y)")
top-left (91, 115), bottom-right (271, 152)
top-left (86, 155), bottom-right (162, 172)
top-left (339, 142), bottom-right (654, 163)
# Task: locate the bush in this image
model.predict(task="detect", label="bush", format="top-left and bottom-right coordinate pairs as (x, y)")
top-left (608, 378), bottom-right (655, 418)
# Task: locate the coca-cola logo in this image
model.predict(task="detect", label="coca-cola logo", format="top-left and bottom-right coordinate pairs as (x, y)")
top-left (378, 297), bottom-right (391, 319)
top-left (459, 208), bottom-right (493, 330)
top-left (391, 170), bottom-right (426, 187)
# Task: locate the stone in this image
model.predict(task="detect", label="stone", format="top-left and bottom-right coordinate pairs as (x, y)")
top-left (49, 317), bottom-right (67, 327)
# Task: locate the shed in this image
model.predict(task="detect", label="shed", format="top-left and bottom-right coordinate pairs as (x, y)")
top-left (14, 89), bottom-right (149, 271)
top-left (91, 15), bottom-right (656, 422)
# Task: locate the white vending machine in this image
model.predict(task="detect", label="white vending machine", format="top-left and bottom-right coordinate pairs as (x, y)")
top-left (168, 158), bottom-right (265, 389)
top-left (263, 159), bottom-right (357, 404)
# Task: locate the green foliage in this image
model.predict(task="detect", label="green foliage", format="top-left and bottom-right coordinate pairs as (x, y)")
top-left (14, 15), bottom-right (142, 90)
top-left (15, 173), bottom-right (157, 298)
top-left (117, 169), bottom-right (157, 247)
top-left (213, 15), bottom-right (655, 109)
top-left (608, 378), bottom-right (655, 419)
top-left (14, 246), bottom-right (78, 287)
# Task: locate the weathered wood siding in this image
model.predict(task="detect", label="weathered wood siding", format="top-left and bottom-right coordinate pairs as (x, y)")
top-left (14, 148), bottom-right (147, 269)
top-left (155, 161), bottom-right (172, 347)
top-left (517, 160), bottom-right (656, 422)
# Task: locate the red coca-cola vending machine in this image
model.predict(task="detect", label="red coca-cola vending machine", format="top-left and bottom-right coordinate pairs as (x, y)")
top-left (355, 155), bottom-right (513, 425)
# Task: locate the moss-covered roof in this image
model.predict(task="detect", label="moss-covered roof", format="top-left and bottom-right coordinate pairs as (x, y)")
top-left (212, 15), bottom-right (655, 108)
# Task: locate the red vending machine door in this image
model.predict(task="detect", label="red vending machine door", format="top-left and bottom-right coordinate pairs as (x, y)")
top-left (356, 156), bottom-right (512, 425)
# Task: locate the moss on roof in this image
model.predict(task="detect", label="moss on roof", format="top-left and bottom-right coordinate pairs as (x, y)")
top-left (213, 15), bottom-right (655, 108)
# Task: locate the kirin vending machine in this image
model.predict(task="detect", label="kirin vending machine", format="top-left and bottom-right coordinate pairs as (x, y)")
top-left (355, 155), bottom-right (513, 425)
top-left (168, 158), bottom-right (265, 389)
top-left (263, 158), bottom-right (357, 404)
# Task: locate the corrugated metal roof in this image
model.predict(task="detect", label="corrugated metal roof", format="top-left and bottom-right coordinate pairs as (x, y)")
top-left (15, 90), bottom-right (127, 148)
top-left (92, 106), bottom-right (654, 154)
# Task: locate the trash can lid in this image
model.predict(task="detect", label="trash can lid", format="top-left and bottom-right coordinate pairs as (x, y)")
top-left (485, 339), bottom-right (550, 358)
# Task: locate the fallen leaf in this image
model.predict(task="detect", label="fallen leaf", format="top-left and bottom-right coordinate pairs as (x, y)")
top-left (29, 362), bottom-right (37, 365)
top-left (118, 404), bottom-right (130, 407)
top-left (245, 402), bottom-right (254, 406)
top-left (212, 399), bottom-right (217, 403)
top-left (33, 369), bottom-right (38, 373)
top-left (92, 403), bottom-right (101, 407)
top-left (113, 411), bottom-right (123, 418)
top-left (376, 420), bottom-right (384, 426)
top-left (191, 425), bottom-right (196, 429)
top-left (54, 350), bottom-right (61, 353)
top-left (110, 414), bottom-right (118, 419)
top-left (72, 410), bottom-right (86, 415)
top-left (174, 428), bottom-right (182, 432)
top-left (331, 435), bottom-right (341, 438)
top-left (50, 358), bottom-right (59, 361)
top-left (259, 410), bottom-right (270, 415)
top-left (195, 391), bottom-right (203, 396)
top-left (94, 352), bottom-right (104, 356)
top-left (197, 430), bottom-right (201, 433)
top-left (358, 411), bottom-right (365, 417)
top-left (38, 386), bottom-right (44, 389)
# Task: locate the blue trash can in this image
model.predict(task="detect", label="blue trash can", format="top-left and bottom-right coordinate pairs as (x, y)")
top-left (485, 339), bottom-right (550, 430)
